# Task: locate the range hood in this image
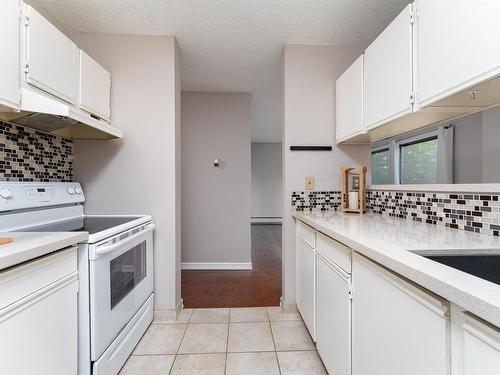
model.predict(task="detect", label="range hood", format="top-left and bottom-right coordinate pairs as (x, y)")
top-left (0, 87), bottom-right (122, 140)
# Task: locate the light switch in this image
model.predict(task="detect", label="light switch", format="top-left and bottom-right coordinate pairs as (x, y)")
top-left (305, 176), bottom-right (314, 190)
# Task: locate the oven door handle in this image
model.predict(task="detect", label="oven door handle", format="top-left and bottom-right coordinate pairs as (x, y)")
top-left (94, 224), bottom-right (155, 258)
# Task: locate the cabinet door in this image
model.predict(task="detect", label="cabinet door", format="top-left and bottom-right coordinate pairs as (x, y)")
top-left (0, 275), bottom-right (78, 375)
top-left (415, 0), bottom-right (500, 108)
top-left (0, 0), bottom-right (20, 111)
top-left (364, 4), bottom-right (413, 130)
top-left (352, 253), bottom-right (450, 375)
top-left (26, 6), bottom-right (78, 104)
top-left (336, 55), bottom-right (363, 142)
top-left (316, 254), bottom-right (351, 375)
top-left (79, 50), bottom-right (111, 121)
top-left (296, 234), bottom-right (315, 340)
top-left (463, 314), bottom-right (500, 375)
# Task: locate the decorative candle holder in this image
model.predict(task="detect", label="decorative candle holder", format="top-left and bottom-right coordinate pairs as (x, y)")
top-left (341, 165), bottom-right (367, 214)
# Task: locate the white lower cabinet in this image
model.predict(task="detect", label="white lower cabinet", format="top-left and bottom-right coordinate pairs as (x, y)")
top-left (352, 252), bottom-right (450, 375)
top-left (295, 219), bottom-right (500, 375)
top-left (0, 247), bottom-right (78, 375)
top-left (296, 231), bottom-right (316, 340)
top-left (463, 315), bottom-right (500, 375)
top-left (316, 253), bottom-right (351, 375)
top-left (450, 304), bottom-right (500, 375)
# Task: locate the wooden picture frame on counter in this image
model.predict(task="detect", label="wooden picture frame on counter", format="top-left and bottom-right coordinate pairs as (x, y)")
top-left (341, 165), bottom-right (367, 214)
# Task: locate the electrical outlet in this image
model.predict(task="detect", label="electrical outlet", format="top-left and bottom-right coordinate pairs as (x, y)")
top-left (305, 176), bottom-right (314, 190)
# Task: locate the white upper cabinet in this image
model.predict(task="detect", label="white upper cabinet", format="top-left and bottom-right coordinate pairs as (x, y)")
top-left (415, 0), bottom-right (500, 108)
top-left (0, 0), bottom-right (21, 111)
top-left (336, 55), bottom-right (364, 142)
top-left (25, 6), bottom-right (79, 105)
top-left (79, 50), bottom-right (111, 121)
top-left (364, 4), bottom-right (413, 130)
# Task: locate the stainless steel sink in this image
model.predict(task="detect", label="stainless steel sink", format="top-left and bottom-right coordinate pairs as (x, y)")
top-left (422, 254), bottom-right (500, 286)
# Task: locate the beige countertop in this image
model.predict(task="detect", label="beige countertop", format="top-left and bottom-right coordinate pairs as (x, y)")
top-left (0, 231), bottom-right (89, 271)
top-left (293, 211), bottom-right (500, 327)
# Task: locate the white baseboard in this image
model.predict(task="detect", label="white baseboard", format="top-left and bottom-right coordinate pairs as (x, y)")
top-left (251, 217), bottom-right (282, 224)
top-left (280, 297), bottom-right (298, 313)
top-left (181, 262), bottom-right (253, 270)
top-left (176, 298), bottom-right (184, 316)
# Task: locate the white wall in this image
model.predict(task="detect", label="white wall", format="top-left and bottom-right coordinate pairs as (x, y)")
top-left (453, 112), bottom-right (483, 184)
top-left (482, 106), bottom-right (500, 183)
top-left (181, 92), bottom-right (252, 266)
top-left (451, 106), bottom-right (500, 184)
top-left (251, 143), bottom-right (282, 221)
top-left (282, 44), bottom-right (370, 307)
top-left (72, 33), bottom-right (182, 312)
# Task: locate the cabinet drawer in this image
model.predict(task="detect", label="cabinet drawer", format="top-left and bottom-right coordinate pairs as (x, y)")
top-left (296, 220), bottom-right (315, 248)
top-left (0, 246), bottom-right (77, 309)
top-left (316, 232), bottom-right (351, 273)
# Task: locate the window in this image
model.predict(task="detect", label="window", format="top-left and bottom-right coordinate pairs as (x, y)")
top-left (370, 125), bottom-right (453, 185)
top-left (371, 147), bottom-right (390, 185)
top-left (399, 136), bottom-right (438, 184)
top-left (110, 241), bottom-right (147, 309)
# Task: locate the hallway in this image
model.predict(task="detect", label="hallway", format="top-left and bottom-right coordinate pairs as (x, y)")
top-left (182, 224), bottom-right (282, 308)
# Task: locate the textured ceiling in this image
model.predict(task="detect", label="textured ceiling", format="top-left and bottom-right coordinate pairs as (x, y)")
top-left (35, 0), bottom-right (409, 142)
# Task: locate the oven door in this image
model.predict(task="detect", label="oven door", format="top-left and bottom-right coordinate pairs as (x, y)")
top-left (89, 223), bottom-right (154, 360)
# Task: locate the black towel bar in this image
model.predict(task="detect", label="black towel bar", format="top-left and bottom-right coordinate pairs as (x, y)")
top-left (289, 146), bottom-right (332, 151)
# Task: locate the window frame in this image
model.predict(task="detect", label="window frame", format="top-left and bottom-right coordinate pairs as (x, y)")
top-left (394, 130), bottom-right (439, 185)
top-left (371, 128), bottom-right (441, 186)
top-left (371, 143), bottom-right (393, 185)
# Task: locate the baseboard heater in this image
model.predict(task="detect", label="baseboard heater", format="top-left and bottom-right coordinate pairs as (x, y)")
top-left (290, 145), bottom-right (332, 151)
top-left (251, 217), bottom-right (282, 224)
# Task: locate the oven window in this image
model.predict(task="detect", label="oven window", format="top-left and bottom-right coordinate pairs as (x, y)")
top-left (110, 241), bottom-right (147, 309)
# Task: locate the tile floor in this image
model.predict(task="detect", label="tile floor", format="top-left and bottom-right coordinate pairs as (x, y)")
top-left (120, 306), bottom-right (328, 375)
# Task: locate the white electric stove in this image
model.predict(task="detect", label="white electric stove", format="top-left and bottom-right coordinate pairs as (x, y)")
top-left (0, 181), bottom-right (155, 375)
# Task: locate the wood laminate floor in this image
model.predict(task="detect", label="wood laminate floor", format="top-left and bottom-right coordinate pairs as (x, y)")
top-left (181, 224), bottom-right (282, 308)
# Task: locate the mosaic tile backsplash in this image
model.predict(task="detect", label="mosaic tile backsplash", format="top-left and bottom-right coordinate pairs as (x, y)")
top-left (366, 190), bottom-right (500, 237)
top-left (0, 121), bottom-right (73, 182)
top-left (292, 191), bottom-right (341, 211)
top-left (292, 189), bottom-right (500, 237)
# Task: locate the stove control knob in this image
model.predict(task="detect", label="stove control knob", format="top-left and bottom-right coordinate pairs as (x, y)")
top-left (0, 188), bottom-right (12, 199)
top-left (67, 187), bottom-right (75, 195)
top-left (74, 187), bottom-right (82, 195)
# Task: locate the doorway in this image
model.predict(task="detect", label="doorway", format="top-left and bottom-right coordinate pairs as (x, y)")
top-left (181, 224), bottom-right (281, 308)
top-left (180, 92), bottom-right (282, 308)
